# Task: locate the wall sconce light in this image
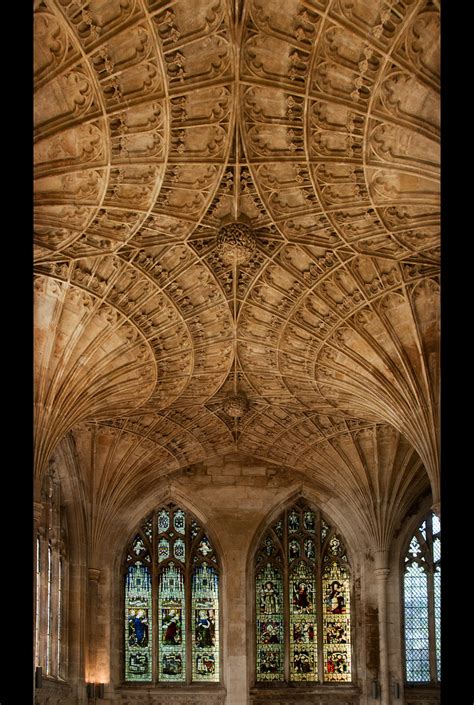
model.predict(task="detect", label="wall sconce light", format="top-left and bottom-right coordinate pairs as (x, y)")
top-left (392, 681), bottom-right (400, 699)
top-left (95, 683), bottom-right (105, 699)
top-left (35, 666), bottom-right (42, 689)
top-left (371, 680), bottom-right (380, 699)
top-left (86, 682), bottom-right (95, 698)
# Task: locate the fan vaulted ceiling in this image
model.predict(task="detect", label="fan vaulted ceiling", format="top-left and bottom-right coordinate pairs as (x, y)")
top-left (34, 0), bottom-right (440, 538)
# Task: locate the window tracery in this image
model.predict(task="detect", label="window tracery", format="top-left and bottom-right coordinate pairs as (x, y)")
top-left (254, 499), bottom-right (352, 683)
top-left (123, 502), bottom-right (221, 684)
top-left (403, 511), bottom-right (441, 683)
top-left (34, 467), bottom-right (68, 681)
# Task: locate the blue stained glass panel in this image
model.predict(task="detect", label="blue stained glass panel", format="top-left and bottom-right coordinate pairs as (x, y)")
top-left (125, 564), bottom-right (152, 682)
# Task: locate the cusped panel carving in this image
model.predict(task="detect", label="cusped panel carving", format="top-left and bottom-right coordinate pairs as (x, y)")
top-left (34, 276), bottom-right (157, 482)
top-left (313, 279), bottom-right (440, 504)
top-left (296, 423), bottom-right (429, 546)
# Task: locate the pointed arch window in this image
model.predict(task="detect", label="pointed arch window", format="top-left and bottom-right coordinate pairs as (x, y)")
top-left (403, 511), bottom-right (441, 683)
top-left (34, 468), bottom-right (68, 681)
top-left (123, 502), bottom-right (221, 684)
top-left (254, 499), bottom-right (352, 683)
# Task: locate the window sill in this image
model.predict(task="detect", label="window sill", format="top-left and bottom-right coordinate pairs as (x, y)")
top-left (250, 683), bottom-right (360, 702)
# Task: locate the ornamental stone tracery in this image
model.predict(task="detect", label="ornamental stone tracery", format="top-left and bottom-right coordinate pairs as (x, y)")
top-left (34, 0), bottom-right (440, 515)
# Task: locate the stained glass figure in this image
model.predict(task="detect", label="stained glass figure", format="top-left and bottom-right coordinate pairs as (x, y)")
top-left (290, 561), bottom-right (317, 681)
top-left (192, 562), bottom-right (219, 682)
top-left (158, 562), bottom-right (186, 682)
top-left (256, 562), bottom-right (284, 681)
top-left (264, 536), bottom-right (274, 556)
top-left (133, 535), bottom-right (146, 556)
top-left (288, 510), bottom-right (300, 533)
top-left (322, 556), bottom-right (351, 682)
top-left (403, 512), bottom-right (440, 683)
top-left (273, 520), bottom-right (283, 539)
top-left (304, 539), bottom-right (315, 560)
top-left (198, 536), bottom-right (213, 557)
top-left (289, 539), bottom-right (300, 561)
top-left (124, 505), bottom-right (220, 685)
top-left (191, 519), bottom-right (201, 539)
top-left (125, 564), bottom-right (152, 681)
top-left (255, 501), bottom-right (351, 685)
top-left (303, 511), bottom-right (315, 532)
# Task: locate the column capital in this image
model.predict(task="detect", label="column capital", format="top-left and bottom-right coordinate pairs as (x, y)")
top-left (374, 567), bottom-right (390, 581)
top-left (431, 501), bottom-right (440, 518)
top-left (34, 501), bottom-right (44, 526)
top-left (88, 568), bottom-right (101, 583)
top-left (374, 549), bottom-right (390, 572)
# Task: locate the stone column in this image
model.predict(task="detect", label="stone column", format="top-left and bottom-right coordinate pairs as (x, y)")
top-left (87, 568), bottom-right (101, 683)
top-left (374, 550), bottom-right (390, 705)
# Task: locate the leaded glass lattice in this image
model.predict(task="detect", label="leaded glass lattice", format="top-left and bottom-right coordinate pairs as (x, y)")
top-left (123, 503), bottom-right (221, 684)
top-left (404, 563), bottom-right (429, 681)
top-left (403, 511), bottom-right (441, 684)
top-left (254, 500), bottom-right (352, 685)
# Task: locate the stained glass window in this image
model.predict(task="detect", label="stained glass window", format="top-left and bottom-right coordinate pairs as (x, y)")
top-left (254, 499), bottom-right (352, 684)
top-left (35, 468), bottom-right (68, 681)
top-left (403, 511), bottom-right (441, 683)
top-left (123, 503), bottom-right (221, 684)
